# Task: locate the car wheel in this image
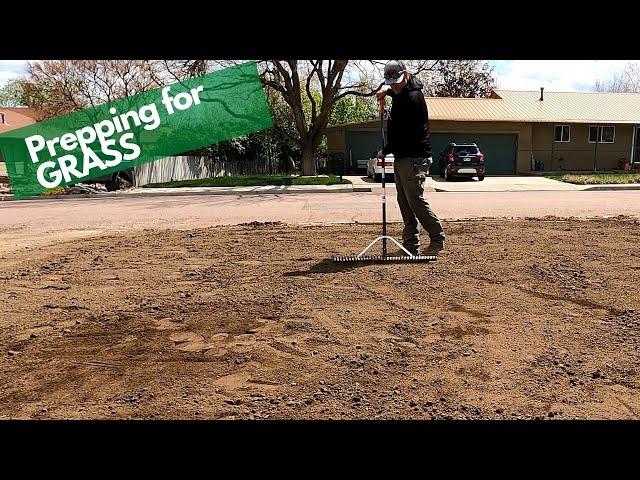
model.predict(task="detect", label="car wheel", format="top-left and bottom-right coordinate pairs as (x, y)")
top-left (478, 175), bottom-right (485, 181)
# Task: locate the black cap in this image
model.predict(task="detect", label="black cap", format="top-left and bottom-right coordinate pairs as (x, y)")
top-left (384, 60), bottom-right (407, 85)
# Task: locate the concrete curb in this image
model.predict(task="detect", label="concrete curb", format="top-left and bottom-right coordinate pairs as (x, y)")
top-left (432, 188), bottom-right (581, 192)
top-left (582, 184), bottom-right (640, 191)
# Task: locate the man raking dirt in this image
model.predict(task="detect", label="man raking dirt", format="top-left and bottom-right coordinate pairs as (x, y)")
top-left (333, 61), bottom-right (443, 263)
top-left (377, 60), bottom-right (445, 256)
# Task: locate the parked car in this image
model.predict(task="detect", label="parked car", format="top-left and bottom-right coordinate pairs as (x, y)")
top-left (367, 153), bottom-right (394, 182)
top-left (438, 143), bottom-right (485, 181)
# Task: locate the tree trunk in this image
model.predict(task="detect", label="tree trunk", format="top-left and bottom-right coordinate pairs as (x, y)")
top-left (301, 143), bottom-right (316, 176)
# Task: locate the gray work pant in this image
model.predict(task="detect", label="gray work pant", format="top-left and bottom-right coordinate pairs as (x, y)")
top-left (393, 156), bottom-right (445, 249)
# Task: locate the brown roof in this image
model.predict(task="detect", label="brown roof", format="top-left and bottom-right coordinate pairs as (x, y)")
top-left (2, 107), bottom-right (42, 121)
top-left (0, 108), bottom-right (38, 133)
top-left (427, 89), bottom-right (640, 124)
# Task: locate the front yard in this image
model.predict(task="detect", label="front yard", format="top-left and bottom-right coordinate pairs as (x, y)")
top-left (549, 173), bottom-right (640, 185)
top-left (143, 174), bottom-right (351, 188)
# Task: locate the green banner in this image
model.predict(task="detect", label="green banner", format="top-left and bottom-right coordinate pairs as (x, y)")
top-left (0, 61), bottom-right (273, 199)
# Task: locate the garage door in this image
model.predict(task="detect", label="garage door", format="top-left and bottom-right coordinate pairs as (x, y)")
top-left (346, 131), bottom-right (380, 170)
top-left (429, 133), bottom-right (517, 176)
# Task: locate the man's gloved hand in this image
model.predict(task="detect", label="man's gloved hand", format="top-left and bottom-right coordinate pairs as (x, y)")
top-left (375, 87), bottom-right (388, 102)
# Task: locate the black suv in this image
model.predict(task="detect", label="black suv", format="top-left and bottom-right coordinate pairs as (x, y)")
top-left (438, 143), bottom-right (485, 181)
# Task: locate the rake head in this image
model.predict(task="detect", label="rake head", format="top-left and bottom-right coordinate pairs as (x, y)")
top-left (333, 254), bottom-right (437, 263)
top-left (333, 236), bottom-right (438, 263)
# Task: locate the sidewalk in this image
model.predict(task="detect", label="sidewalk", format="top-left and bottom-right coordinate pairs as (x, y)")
top-left (1, 183), bottom-right (372, 201)
top-left (344, 174), bottom-right (640, 192)
top-left (345, 174), bottom-right (580, 192)
top-left (2, 176), bottom-right (639, 202)
top-left (344, 175), bottom-right (437, 192)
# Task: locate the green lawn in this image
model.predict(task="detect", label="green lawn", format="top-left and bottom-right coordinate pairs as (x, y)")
top-left (548, 173), bottom-right (640, 185)
top-left (143, 174), bottom-right (351, 188)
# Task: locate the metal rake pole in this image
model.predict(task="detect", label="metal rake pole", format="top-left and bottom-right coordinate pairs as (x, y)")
top-left (380, 106), bottom-right (387, 257)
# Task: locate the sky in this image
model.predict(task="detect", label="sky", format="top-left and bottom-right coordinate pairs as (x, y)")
top-left (0, 60), bottom-right (637, 92)
top-left (488, 60), bottom-right (633, 91)
top-left (0, 60), bottom-right (28, 86)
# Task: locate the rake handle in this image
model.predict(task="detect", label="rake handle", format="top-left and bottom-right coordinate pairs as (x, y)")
top-left (380, 106), bottom-right (387, 257)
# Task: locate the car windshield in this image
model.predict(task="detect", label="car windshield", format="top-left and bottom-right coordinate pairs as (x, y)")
top-left (453, 146), bottom-right (479, 156)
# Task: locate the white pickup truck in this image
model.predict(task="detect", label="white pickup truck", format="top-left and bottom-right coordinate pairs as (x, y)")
top-left (366, 154), bottom-right (395, 182)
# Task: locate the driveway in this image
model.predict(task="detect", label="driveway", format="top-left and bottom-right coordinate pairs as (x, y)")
top-left (429, 175), bottom-right (582, 192)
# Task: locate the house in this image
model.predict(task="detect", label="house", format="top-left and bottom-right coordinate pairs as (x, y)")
top-left (0, 107), bottom-right (40, 177)
top-left (326, 89), bottom-right (640, 175)
top-left (0, 107), bottom-right (40, 133)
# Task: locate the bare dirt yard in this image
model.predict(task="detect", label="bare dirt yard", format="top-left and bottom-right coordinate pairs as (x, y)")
top-left (1, 217), bottom-right (639, 419)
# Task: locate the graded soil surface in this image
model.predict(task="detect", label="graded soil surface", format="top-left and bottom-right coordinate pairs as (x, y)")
top-left (1, 217), bottom-right (639, 419)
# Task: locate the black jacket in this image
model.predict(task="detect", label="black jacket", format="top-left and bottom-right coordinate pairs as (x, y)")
top-left (381, 75), bottom-right (432, 158)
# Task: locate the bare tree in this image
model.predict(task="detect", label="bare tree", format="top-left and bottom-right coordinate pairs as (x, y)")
top-left (257, 60), bottom-right (439, 175)
top-left (20, 60), bottom-right (161, 119)
top-left (595, 62), bottom-right (640, 93)
top-left (165, 60), bottom-right (439, 175)
top-left (19, 59), bottom-right (441, 176)
top-left (423, 60), bottom-right (496, 98)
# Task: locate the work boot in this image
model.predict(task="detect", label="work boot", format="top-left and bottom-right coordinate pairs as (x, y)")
top-left (423, 241), bottom-right (444, 256)
top-left (401, 244), bottom-right (419, 256)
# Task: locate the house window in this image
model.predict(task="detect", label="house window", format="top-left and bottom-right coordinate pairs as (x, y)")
top-left (589, 125), bottom-right (615, 144)
top-left (601, 126), bottom-right (615, 143)
top-left (554, 125), bottom-right (570, 142)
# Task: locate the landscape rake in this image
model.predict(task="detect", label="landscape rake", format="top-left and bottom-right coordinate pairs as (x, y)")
top-left (333, 105), bottom-right (437, 264)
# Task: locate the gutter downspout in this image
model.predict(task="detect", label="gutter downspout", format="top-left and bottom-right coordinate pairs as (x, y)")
top-left (631, 125), bottom-right (637, 171)
top-left (593, 126), bottom-right (599, 172)
top-left (550, 124), bottom-right (555, 172)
